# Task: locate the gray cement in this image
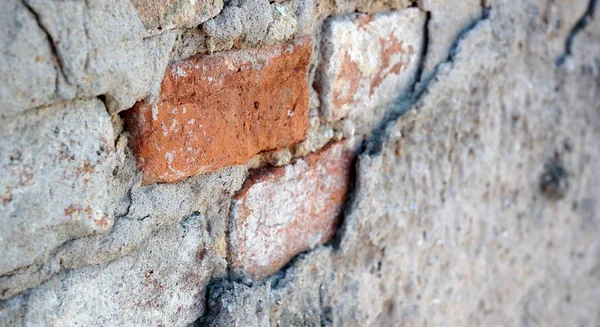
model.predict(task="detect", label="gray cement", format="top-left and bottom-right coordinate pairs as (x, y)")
top-left (0, 0), bottom-right (599, 326)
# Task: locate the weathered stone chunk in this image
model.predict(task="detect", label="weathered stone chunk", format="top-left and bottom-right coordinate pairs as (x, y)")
top-left (0, 99), bottom-right (115, 291)
top-left (355, 0), bottom-right (412, 13)
top-left (124, 37), bottom-right (312, 184)
top-left (230, 142), bottom-right (354, 279)
top-left (0, 0), bottom-right (176, 117)
top-left (131, 0), bottom-right (223, 34)
top-left (318, 9), bottom-right (426, 121)
top-left (202, 0), bottom-right (302, 52)
top-left (0, 0), bottom-right (60, 117)
top-left (3, 214), bottom-right (225, 326)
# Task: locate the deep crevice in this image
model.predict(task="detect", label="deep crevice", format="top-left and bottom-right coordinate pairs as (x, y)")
top-left (364, 5), bottom-right (492, 157)
top-left (557, 0), bottom-right (598, 65)
top-left (331, 145), bottom-right (361, 250)
top-left (115, 187), bottom-right (133, 220)
top-left (97, 94), bottom-right (109, 109)
top-left (414, 5), bottom-right (491, 100)
top-left (224, 200), bottom-right (236, 278)
top-left (411, 11), bottom-right (431, 94)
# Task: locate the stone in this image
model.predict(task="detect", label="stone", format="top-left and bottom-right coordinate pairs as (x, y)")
top-left (131, 0), bottom-right (223, 35)
top-left (0, 134), bottom-right (248, 299)
top-left (0, 0), bottom-right (61, 118)
top-left (0, 0), bottom-right (176, 117)
top-left (56, 154), bottom-right (247, 271)
top-left (570, 2), bottom-right (600, 67)
top-left (528, 0), bottom-right (590, 57)
top-left (202, 0), bottom-right (274, 51)
top-left (333, 21), bottom-right (600, 324)
top-left (230, 141), bottom-right (354, 279)
top-left (263, 1), bottom-right (299, 45)
top-left (200, 247), bottom-right (335, 327)
top-left (170, 28), bottom-right (210, 62)
top-left (331, 0), bottom-right (412, 15)
top-left (201, 0), bottom-right (319, 52)
top-left (2, 213), bottom-right (226, 326)
top-left (123, 37), bottom-right (312, 184)
top-left (0, 98), bottom-right (115, 299)
top-left (317, 9), bottom-right (426, 121)
top-left (356, 0), bottom-right (412, 13)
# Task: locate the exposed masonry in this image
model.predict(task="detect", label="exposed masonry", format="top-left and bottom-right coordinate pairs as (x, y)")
top-left (1, 0), bottom-right (600, 326)
top-left (211, 2), bottom-right (494, 306)
top-left (125, 37), bottom-right (313, 184)
top-left (230, 141), bottom-right (355, 279)
top-left (365, 1), bottom-right (491, 155)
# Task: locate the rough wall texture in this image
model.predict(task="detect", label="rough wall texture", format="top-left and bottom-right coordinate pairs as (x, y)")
top-left (0, 0), bottom-right (599, 326)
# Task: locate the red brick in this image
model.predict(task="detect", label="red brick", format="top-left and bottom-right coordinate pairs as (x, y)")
top-left (230, 141), bottom-right (354, 279)
top-left (123, 37), bottom-right (312, 184)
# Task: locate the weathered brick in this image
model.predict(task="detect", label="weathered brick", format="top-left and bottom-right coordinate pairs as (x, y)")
top-left (230, 142), bottom-right (354, 279)
top-left (318, 9), bottom-right (426, 121)
top-left (124, 37), bottom-right (312, 184)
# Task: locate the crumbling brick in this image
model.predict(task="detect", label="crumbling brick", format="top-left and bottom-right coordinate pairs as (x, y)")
top-left (230, 141), bottom-right (354, 279)
top-left (318, 9), bottom-right (426, 121)
top-left (124, 37), bottom-right (312, 184)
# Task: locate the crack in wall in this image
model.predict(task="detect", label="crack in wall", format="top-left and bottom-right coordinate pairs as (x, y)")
top-left (2, 0), bottom-right (598, 323)
top-left (411, 11), bottom-right (431, 95)
top-left (365, 5), bottom-right (492, 156)
top-left (244, 0), bottom-right (488, 280)
top-left (12, 0), bottom-right (594, 322)
top-left (557, 0), bottom-right (598, 65)
top-left (115, 187), bottom-right (133, 220)
top-left (20, 0), bottom-right (71, 87)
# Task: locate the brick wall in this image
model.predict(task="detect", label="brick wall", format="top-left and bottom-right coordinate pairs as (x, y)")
top-left (1, 0), bottom-right (599, 326)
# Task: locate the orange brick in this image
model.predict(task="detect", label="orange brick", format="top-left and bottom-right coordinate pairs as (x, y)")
top-left (230, 142), bottom-right (354, 279)
top-left (123, 37), bottom-right (312, 184)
